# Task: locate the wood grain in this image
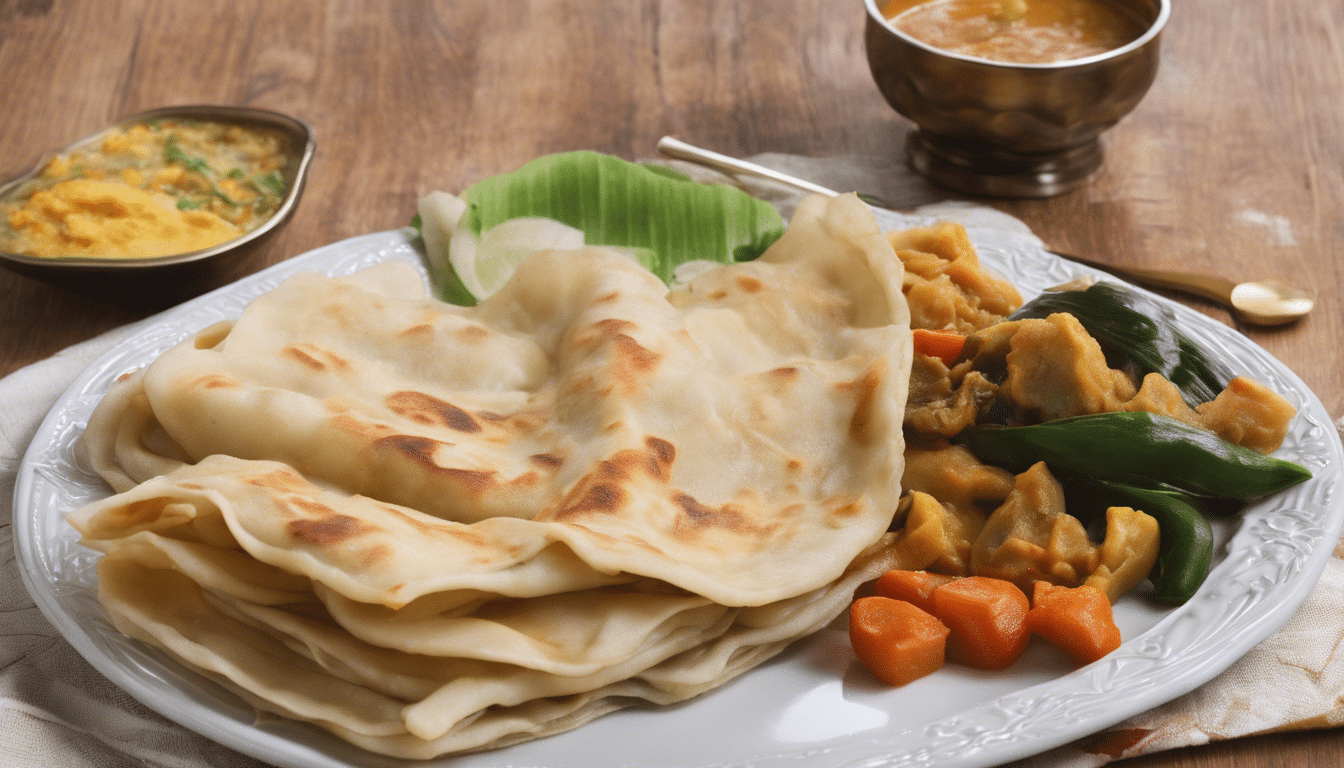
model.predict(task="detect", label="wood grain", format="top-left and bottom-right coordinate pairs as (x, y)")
top-left (1, 1), bottom-right (1340, 765)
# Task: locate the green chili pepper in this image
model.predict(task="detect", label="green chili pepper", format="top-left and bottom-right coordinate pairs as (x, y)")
top-left (1059, 473), bottom-right (1214, 605)
top-left (963, 411), bottom-right (1311, 501)
top-left (1009, 282), bottom-right (1234, 407)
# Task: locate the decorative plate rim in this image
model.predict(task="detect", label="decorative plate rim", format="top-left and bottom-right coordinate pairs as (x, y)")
top-left (13, 216), bottom-right (1344, 768)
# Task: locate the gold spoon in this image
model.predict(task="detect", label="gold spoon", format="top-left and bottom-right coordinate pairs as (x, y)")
top-left (656, 136), bottom-right (1315, 326)
top-left (1037, 255), bottom-right (1315, 327)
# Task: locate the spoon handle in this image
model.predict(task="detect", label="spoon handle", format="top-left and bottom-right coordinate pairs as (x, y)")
top-left (657, 137), bottom-right (844, 198)
top-left (1048, 251), bottom-right (1238, 305)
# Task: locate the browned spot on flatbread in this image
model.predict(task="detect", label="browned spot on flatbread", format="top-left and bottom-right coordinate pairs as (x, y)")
top-left (575, 484), bottom-right (624, 513)
top-left (531, 453), bottom-right (564, 468)
top-left (670, 493), bottom-right (770, 540)
top-left (103, 499), bottom-right (172, 531)
top-left (830, 500), bottom-right (864, 518)
top-left (385, 391), bottom-right (481, 433)
top-left (330, 412), bottom-right (398, 440)
top-left (375, 433), bottom-right (439, 464)
top-left (373, 434), bottom-right (495, 490)
top-left (477, 409), bottom-right (547, 434)
top-left (243, 468), bottom-right (313, 494)
top-left (569, 322), bottom-right (662, 383)
top-left (323, 398), bottom-right (353, 414)
top-left (284, 344), bottom-right (350, 372)
top-left (287, 497), bottom-right (339, 516)
top-left (735, 275), bottom-right (765, 293)
top-left (613, 333), bottom-right (660, 375)
top-left (844, 359), bottom-right (887, 442)
top-left (287, 513), bottom-right (367, 545)
top-left (673, 493), bottom-right (746, 529)
top-left (192, 374), bottom-right (239, 390)
top-left (398, 323), bottom-right (434, 337)
top-left (375, 503), bottom-right (487, 544)
top-left (455, 324), bottom-right (491, 343)
top-left (644, 436), bottom-right (675, 481)
top-left (708, 290), bottom-right (728, 300)
top-left (439, 464), bottom-right (496, 490)
top-left (572, 319), bottom-right (662, 376)
top-left (593, 317), bottom-right (637, 335)
top-left (360, 544), bottom-right (394, 567)
top-left (544, 437), bottom-right (675, 521)
top-left (595, 291), bottom-right (621, 303)
top-left (770, 366), bottom-right (799, 380)
top-left (511, 470), bottom-right (542, 488)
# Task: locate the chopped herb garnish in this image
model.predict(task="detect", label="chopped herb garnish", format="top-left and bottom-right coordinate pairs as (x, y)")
top-left (163, 137), bottom-right (212, 176)
top-left (164, 137), bottom-right (239, 206)
top-left (251, 171), bottom-right (287, 198)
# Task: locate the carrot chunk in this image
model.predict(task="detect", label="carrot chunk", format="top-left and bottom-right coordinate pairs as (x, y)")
top-left (872, 570), bottom-right (957, 614)
top-left (912, 328), bottom-right (967, 366)
top-left (930, 576), bottom-right (1030, 670)
top-left (1027, 581), bottom-right (1122, 664)
top-left (849, 596), bottom-right (951, 687)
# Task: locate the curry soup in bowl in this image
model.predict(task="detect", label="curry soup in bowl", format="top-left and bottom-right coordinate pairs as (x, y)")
top-left (864, 0), bottom-right (1169, 197)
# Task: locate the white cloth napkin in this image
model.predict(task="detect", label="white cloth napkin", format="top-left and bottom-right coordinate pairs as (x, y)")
top-left (0, 324), bottom-right (272, 768)
top-left (2, 154), bottom-right (1340, 767)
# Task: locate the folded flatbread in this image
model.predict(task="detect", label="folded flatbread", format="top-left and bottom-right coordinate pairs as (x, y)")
top-left (70, 193), bottom-right (915, 757)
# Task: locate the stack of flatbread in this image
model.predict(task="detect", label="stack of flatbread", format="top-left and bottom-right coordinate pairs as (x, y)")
top-left (66, 194), bottom-right (914, 758)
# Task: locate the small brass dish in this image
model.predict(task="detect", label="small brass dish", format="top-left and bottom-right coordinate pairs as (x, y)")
top-left (864, 0), bottom-right (1170, 198)
top-left (0, 104), bottom-right (314, 306)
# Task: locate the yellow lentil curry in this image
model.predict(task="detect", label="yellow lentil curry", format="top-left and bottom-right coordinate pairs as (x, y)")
top-left (1, 119), bottom-right (289, 260)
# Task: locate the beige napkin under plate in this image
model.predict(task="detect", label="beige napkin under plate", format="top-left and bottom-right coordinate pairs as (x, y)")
top-left (1, 154), bottom-right (1340, 767)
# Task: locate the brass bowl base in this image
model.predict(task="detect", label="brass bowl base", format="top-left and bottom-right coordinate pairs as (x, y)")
top-left (906, 130), bottom-right (1103, 198)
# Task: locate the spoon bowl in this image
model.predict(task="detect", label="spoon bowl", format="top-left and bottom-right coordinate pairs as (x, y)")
top-left (1050, 254), bottom-right (1315, 326)
top-left (1229, 280), bottom-right (1316, 326)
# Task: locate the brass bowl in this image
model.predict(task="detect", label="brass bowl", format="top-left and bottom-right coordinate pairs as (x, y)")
top-left (0, 105), bottom-right (314, 307)
top-left (864, 0), bottom-right (1170, 198)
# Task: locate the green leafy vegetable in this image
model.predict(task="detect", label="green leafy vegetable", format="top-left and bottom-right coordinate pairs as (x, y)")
top-left (417, 151), bottom-right (786, 303)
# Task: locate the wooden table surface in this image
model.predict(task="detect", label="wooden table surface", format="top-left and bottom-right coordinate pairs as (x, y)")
top-left (1, 1), bottom-right (1340, 766)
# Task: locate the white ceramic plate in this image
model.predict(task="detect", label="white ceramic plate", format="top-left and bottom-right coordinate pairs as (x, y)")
top-left (14, 213), bottom-right (1344, 768)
